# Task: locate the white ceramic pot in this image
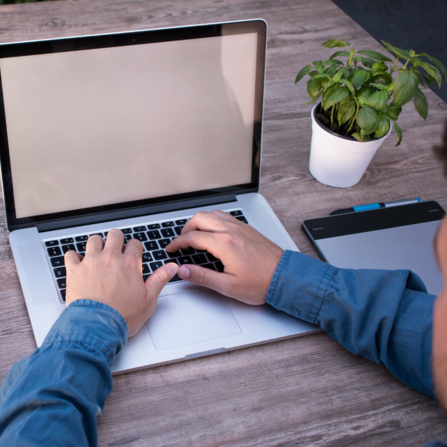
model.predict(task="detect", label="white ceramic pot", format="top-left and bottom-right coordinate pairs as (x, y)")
top-left (309, 103), bottom-right (392, 188)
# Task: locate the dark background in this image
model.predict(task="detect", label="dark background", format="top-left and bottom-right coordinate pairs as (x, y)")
top-left (332, 0), bottom-right (447, 103)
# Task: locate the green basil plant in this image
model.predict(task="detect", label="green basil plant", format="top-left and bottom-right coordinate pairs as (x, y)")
top-left (295, 39), bottom-right (447, 146)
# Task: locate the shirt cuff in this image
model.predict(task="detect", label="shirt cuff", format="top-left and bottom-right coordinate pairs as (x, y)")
top-left (42, 299), bottom-right (129, 366)
top-left (266, 250), bottom-right (338, 324)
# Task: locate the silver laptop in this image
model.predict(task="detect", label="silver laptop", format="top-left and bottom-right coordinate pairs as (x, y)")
top-left (0, 19), bottom-right (317, 373)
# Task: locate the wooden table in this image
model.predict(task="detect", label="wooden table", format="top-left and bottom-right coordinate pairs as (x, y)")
top-left (1, 1), bottom-right (447, 445)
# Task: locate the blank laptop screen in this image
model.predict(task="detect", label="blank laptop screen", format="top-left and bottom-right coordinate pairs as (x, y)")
top-left (1, 31), bottom-right (257, 218)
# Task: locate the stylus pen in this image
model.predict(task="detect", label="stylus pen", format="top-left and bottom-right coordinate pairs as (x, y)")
top-left (330, 197), bottom-right (422, 215)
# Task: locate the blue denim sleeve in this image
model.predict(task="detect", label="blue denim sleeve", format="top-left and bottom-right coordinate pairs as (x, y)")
top-left (266, 250), bottom-right (435, 398)
top-left (0, 299), bottom-right (128, 447)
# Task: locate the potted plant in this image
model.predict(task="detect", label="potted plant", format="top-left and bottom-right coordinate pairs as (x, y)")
top-left (295, 39), bottom-right (447, 187)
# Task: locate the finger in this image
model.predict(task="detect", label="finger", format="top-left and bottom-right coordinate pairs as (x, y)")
top-left (85, 234), bottom-right (104, 255)
top-left (123, 238), bottom-right (143, 259)
top-left (177, 264), bottom-right (235, 297)
top-left (210, 209), bottom-right (240, 223)
top-left (145, 263), bottom-right (179, 298)
top-left (182, 211), bottom-right (231, 235)
top-left (103, 229), bottom-right (124, 253)
top-left (64, 250), bottom-right (82, 268)
top-left (166, 230), bottom-right (221, 254)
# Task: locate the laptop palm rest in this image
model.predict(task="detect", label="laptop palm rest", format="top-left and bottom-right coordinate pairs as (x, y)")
top-left (146, 288), bottom-right (241, 351)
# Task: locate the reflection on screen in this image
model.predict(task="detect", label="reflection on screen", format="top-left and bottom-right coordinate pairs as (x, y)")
top-left (0, 33), bottom-right (257, 218)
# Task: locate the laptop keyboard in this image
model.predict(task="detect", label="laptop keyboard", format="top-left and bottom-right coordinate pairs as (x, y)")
top-left (43, 209), bottom-right (248, 303)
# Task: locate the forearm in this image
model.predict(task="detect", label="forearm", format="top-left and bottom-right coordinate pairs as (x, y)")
top-left (266, 250), bottom-right (435, 397)
top-left (0, 300), bottom-right (128, 447)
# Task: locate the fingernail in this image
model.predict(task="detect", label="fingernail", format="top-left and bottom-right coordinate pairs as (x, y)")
top-left (168, 264), bottom-right (178, 278)
top-left (179, 266), bottom-right (190, 279)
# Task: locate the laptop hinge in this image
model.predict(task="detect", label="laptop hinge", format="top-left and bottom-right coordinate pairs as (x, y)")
top-left (36, 194), bottom-right (237, 233)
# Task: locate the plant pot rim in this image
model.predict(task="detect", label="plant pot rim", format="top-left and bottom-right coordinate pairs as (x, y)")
top-left (311, 103), bottom-right (391, 143)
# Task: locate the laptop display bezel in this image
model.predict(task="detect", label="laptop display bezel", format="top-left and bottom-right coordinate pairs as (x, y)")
top-left (0, 20), bottom-right (266, 231)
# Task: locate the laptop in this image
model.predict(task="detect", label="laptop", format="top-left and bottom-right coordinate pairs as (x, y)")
top-left (0, 19), bottom-right (317, 373)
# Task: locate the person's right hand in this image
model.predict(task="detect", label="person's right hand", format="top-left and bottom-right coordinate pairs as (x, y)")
top-left (165, 210), bottom-right (284, 305)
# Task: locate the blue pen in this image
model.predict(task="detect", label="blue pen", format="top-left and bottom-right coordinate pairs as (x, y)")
top-left (330, 198), bottom-right (421, 215)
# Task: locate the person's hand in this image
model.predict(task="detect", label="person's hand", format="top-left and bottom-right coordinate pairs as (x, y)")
top-left (65, 229), bottom-right (179, 336)
top-left (165, 210), bottom-right (284, 305)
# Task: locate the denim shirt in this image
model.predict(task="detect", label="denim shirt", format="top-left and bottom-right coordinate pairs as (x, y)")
top-left (0, 251), bottom-right (443, 446)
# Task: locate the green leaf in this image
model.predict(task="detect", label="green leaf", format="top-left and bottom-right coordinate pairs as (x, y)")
top-left (337, 101), bottom-right (356, 124)
top-left (324, 65), bottom-right (338, 77)
top-left (374, 118), bottom-right (390, 138)
top-left (295, 65), bottom-right (312, 84)
top-left (365, 91), bottom-right (389, 111)
top-left (381, 41), bottom-right (414, 62)
top-left (356, 105), bottom-right (378, 133)
top-left (374, 84), bottom-right (388, 91)
top-left (332, 69), bottom-right (345, 83)
top-left (329, 51), bottom-right (350, 60)
top-left (341, 79), bottom-right (355, 94)
top-left (392, 71), bottom-right (419, 107)
top-left (418, 62), bottom-right (442, 88)
top-left (350, 69), bottom-right (370, 89)
top-left (322, 39), bottom-right (350, 48)
top-left (357, 85), bottom-right (375, 99)
top-left (385, 106), bottom-right (402, 121)
top-left (308, 70), bottom-right (319, 77)
top-left (414, 88), bottom-right (428, 120)
top-left (371, 71), bottom-right (393, 85)
top-left (307, 77), bottom-right (326, 98)
top-left (414, 70), bottom-right (429, 88)
top-left (324, 59), bottom-right (343, 66)
top-left (394, 121), bottom-right (403, 146)
top-left (359, 57), bottom-right (375, 68)
top-left (358, 49), bottom-right (393, 62)
top-left (352, 132), bottom-right (369, 142)
top-left (421, 53), bottom-right (447, 79)
top-left (303, 90), bottom-right (323, 105)
top-left (372, 61), bottom-right (388, 73)
top-left (323, 86), bottom-right (350, 111)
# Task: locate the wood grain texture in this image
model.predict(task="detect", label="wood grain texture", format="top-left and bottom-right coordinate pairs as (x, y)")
top-left (0, 0), bottom-right (447, 446)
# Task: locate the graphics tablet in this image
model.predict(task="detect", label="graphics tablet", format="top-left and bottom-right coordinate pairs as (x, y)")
top-left (302, 201), bottom-right (445, 295)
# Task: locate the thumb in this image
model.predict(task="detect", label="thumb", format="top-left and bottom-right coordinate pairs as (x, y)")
top-left (177, 264), bottom-right (232, 296)
top-left (145, 262), bottom-right (179, 297)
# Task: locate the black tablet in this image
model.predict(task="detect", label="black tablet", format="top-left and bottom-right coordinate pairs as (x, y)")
top-left (302, 201), bottom-right (445, 295)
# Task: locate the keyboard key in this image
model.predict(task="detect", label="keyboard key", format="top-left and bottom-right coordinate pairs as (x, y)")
top-left (181, 247), bottom-right (195, 256)
top-left (133, 225), bottom-right (147, 232)
top-left (153, 250), bottom-right (167, 261)
top-left (207, 252), bottom-right (218, 262)
top-left (75, 235), bottom-right (89, 242)
top-left (236, 216), bottom-right (248, 224)
top-left (144, 241), bottom-right (159, 251)
top-left (147, 230), bottom-right (161, 240)
top-left (164, 259), bottom-right (178, 265)
top-left (142, 263), bottom-right (151, 275)
top-left (149, 261), bottom-right (163, 271)
top-left (76, 242), bottom-right (87, 252)
top-left (47, 247), bottom-right (62, 257)
top-left (60, 289), bottom-right (66, 302)
top-left (50, 256), bottom-right (65, 267)
top-left (178, 256), bottom-right (193, 265)
top-left (54, 267), bottom-right (66, 278)
top-left (121, 228), bottom-right (132, 234)
top-left (133, 232), bottom-right (148, 242)
top-left (62, 244), bottom-right (76, 254)
top-left (175, 219), bottom-right (188, 225)
top-left (203, 263), bottom-right (216, 271)
top-left (45, 240), bottom-right (59, 247)
top-left (124, 234), bottom-right (132, 243)
top-left (60, 237), bottom-right (74, 244)
top-left (79, 253), bottom-right (85, 257)
top-left (174, 226), bottom-right (183, 236)
top-left (192, 254), bottom-right (208, 264)
top-left (57, 278), bottom-right (67, 289)
top-left (90, 233), bottom-right (103, 237)
top-left (159, 238), bottom-right (171, 249)
top-left (143, 274), bottom-right (151, 282)
top-left (167, 250), bottom-right (181, 258)
top-left (148, 223), bottom-right (160, 230)
top-left (215, 261), bottom-right (224, 272)
top-left (161, 228), bottom-right (175, 238)
top-left (142, 252), bottom-right (154, 263)
top-left (162, 221), bottom-right (175, 228)
top-left (230, 210), bottom-right (243, 216)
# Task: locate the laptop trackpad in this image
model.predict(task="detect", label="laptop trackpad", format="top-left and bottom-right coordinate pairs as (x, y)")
top-left (146, 288), bottom-right (241, 351)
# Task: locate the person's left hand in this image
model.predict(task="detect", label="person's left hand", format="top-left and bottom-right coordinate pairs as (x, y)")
top-left (65, 229), bottom-right (179, 336)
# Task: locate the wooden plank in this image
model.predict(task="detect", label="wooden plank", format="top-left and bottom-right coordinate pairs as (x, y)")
top-left (0, 0), bottom-right (446, 445)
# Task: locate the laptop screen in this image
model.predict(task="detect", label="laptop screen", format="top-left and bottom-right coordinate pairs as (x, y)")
top-left (0, 20), bottom-right (266, 229)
